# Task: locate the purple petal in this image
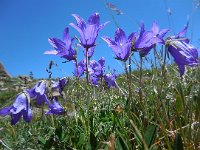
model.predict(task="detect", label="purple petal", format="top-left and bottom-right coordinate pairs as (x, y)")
top-left (101, 36), bottom-right (117, 47)
top-left (90, 76), bottom-right (100, 86)
top-left (83, 24), bottom-right (98, 47)
top-left (151, 21), bottom-right (159, 34)
top-left (0, 106), bottom-right (12, 116)
top-left (80, 45), bottom-right (95, 58)
top-left (11, 111), bottom-right (23, 125)
top-left (176, 22), bottom-right (189, 38)
top-left (88, 13), bottom-right (100, 25)
top-left (46, 99), bottom-right (64, 115)
top-left (73, 59), bottom-right (86, 77)
top-left (69, 23), bottom-right (86, 45)
top-left (52, 77), bottom-right (67, 93)
top-left (36, 94), bottom-right (47, 106)
top-left (159, 29), bottom-right (169, 38)
top-left (57, 47), bottom-right (76, 61)
top-left (115, 28), bottom-right (127, 45)
top-left (11, 93), bottom-right (27, 114)
top-left (63, 27), bottom-right (72, 50)
top-left (139, 46), bottom-right (153, 57)
top-left (128, 32), bottom-right (136, 43)
top-left (98, 57), bottom-right (105, 67)
top-left (48, 38), bottom-right (65, 51)
top-left (104, 71), bottom-right (117, 88)
top-left (71, 14), bottom-right (86, 30)
top-left (23, 108), bottom-right (32, 122)
top-left (178, 65), bottom-right (185, 76)
top-left (99, 21), bottom-right (110, 30)
top-left (35, 81), bottom-right (46, 95)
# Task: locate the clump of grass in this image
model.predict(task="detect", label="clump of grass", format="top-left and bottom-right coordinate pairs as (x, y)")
top-left (0, 65), bottom-right (199, 149)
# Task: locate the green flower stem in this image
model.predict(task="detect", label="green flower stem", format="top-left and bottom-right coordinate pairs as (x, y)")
top-left (125, 62), bottom-right (132, 109)
top-left (85, 48), bottom-right (89, 85)
top-left (139, 55), bottom-right (143, 102)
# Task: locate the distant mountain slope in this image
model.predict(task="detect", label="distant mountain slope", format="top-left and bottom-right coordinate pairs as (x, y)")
top-left (0, 62), bottom-right (10, 78)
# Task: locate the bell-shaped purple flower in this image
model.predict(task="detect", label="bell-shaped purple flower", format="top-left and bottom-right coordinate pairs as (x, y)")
top-left (44, 27), bottom-right (76, 61)
top-left (70, 13), bottom-right (109, 48)
top-left (78, 44), bottom-right (95, 58)
top-left (102, 28), bottom-right (135, 61)
top-left (52, 77), bottom-right (67, 94)
top-left (27, 81), bottom-right (48, 105)
top-left (73, 59), bottom-right (86, 77)
top-left (166, 24), bottom-right (199, 76)
top-left (89, 57), bottom-right (105, 78)
top-left (89, 57), bottom-right (105, 86)
top-left (134, 22), bottom-right (169, 56)
top-left (0, 92), bottom-right (32, 125)
top-left (90, 76), bottom-right (100, 86)
top-left (104, 70), bottom-right (117, 88)
top-left (148, 22), bottom-right (169, 45)
top-left (45, 98), bottom-right (64, 115)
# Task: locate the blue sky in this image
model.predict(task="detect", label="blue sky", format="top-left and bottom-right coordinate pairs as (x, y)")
top-left (0, 0), bottom-right (199, 78)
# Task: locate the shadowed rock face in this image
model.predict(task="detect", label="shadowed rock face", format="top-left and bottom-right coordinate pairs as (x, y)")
top-left (0, 63), bottom-right (10, 78)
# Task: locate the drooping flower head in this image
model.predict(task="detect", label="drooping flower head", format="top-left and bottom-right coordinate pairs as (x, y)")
top-left (78, 44), bottom-right (95, 58)
top-left (89, 57), bottom-right (105, 78)
top-left (70, 13), bottom-right (109, 48)
top-left (27, 80), bottom-right (49, 105)
top-left (52, 77), bottom-right (67, 94)
top-left (104, 70), bottom-right (118, 88)
top-left (166, 23), bottom-right (199, 76)
top-left (102, 28), bottom-right (136, 61)
top-left (0, 92), bottom-right (32, 125)
top-left (134, 22), bottom-right (169, 56)
top-left (45, 98), bottom-right (65, 115)
top-left (44, 27), bottom-right (76, 61)
top-left (73, 59), bottom-right (86, 77)
top-left (89, 57), bottom-right (105, 86)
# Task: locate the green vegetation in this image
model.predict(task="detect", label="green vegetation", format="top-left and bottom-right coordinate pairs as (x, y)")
top-left (0, 64), bottom-right (199, 149)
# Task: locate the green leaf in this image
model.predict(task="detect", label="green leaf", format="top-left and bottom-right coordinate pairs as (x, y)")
top-left (38, 136), bottom-right (46, 145)
top-left (118, 135), bottom-right (129, 150)
top-left (144, 124), bottom-right (157, 148)
top-left (55, 126), bottom-right (62, 140)
top-left (90, 132), bottom-right (97, 150)
top-left (173, 134), bottom-right (183, 150)
top-left (78, 133), bottom-right (85, 147)
top-left (175, 95), bottom-right (184, 113)
top-left (44, 134), bottom-right (54, 149)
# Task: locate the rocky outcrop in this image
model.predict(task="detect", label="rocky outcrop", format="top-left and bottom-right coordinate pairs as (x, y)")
top-left (0, 62), bottom-right (10, 78)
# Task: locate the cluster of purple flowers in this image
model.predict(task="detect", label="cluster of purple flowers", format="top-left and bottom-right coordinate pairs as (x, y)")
top-left (45, 12), bottom-right (199, 77)
top-left (73, 57), bottom-right (117, 87)
top-left (44, 13), bottom-right (118, 87)
top-left (102, 21), bottom-right (199, 76)
top-left (0, 13), bottom-right (199, 125)
top-left (0, 78), bottom-right (67, 125)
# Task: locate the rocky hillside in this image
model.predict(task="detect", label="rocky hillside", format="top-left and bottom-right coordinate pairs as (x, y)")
top-left (0, 62), bottom-right (10, 78)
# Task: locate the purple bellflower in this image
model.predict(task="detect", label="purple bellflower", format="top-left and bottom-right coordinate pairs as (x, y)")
top-left (104, 70), bottom-right (117, 88)
top-left (0, 92), bottom-right (32, 125)
top-left (90, 76), bottom-right (100, 86)
top-left (70, 13), bottom-right (109, 48)
top-left (73, 59), bottom-right (86, 77)
top-left (89, 57), bottom-right (105, 86)
top-left (27, 80), bottom-right (49, 106)
top-left (89, 57), bottom-right (105, 78)
top-left (45, 98), bottom-right (65, 115)
top-left (52, 77), bottom-right (67, 94)
top-left (166, 24), bottom-right (199, 76)
top-left (102, 28), bottom-right (136, 62)
top-left (134, 22), bottom-right (169, 56)
top-left (44, 27), bottom-right (76, 61)
top-left (78, 44), bottom-right (95, 58)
